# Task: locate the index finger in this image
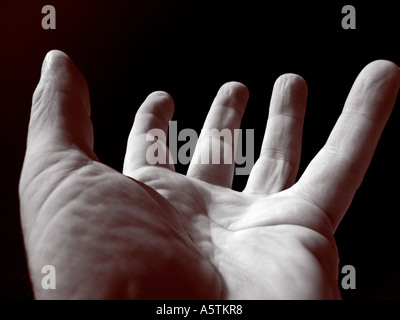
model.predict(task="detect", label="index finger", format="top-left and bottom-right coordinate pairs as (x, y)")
top-left (292, 60), bottom-right (400, 230)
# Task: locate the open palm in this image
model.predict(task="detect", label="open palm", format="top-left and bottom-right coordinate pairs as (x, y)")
top-left (19, 51), bottom-right (400, 299)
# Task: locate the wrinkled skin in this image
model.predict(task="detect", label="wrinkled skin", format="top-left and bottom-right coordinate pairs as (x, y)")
top-left (19, 50), bottom-right (400, 299)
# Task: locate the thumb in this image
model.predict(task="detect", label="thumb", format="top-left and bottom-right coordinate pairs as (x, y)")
top-left (27, 50), bottom-right (95, 159)
top-left (19, 50), bottom-right (97, 234)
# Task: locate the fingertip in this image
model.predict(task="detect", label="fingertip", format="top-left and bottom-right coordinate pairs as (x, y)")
top-left (274, 73), bottom-right (308, 97)
top-left (366, 59), bottom-right (399, 72)
top-left (138, 90), bottom-right (175, 120)
top-left (40, 49), bottom-right (89, 93)
top-left (41, 50), bottom-right (71, 75)
top-left (347, 60), bottom-right (400, 119)
top-left (43, 49), bottom-right (70, 62)
top-left (218, 81), bottom-right (250, 104)
top-left (362, 59), bottom-right (400, 87)
top-left (146, 90), bottom-right (174, 106)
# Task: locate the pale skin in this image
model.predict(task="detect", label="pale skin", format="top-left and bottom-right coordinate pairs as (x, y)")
top-left (19, 50), bottom-right (400, 299)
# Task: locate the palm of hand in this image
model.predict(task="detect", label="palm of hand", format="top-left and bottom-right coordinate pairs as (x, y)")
top-left (25, 155), bottom-right (337, 299)
top-left (134, 164), bottom-right (339, 299)
top-left (19, 51), bottom-right (400, 299)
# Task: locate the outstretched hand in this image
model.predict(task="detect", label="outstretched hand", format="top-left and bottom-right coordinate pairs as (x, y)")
top-left (19, 50), bottom-right (400, 299)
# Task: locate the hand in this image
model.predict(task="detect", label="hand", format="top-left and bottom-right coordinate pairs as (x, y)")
top-left (19, 50), bottom-right (400, 299)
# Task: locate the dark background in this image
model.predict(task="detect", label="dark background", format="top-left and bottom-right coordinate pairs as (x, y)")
top-left (1, 0), bottom-right (399, 299)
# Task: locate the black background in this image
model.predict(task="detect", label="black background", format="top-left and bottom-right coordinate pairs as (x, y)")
top-left (1, 0), bottom-right (400, 299)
